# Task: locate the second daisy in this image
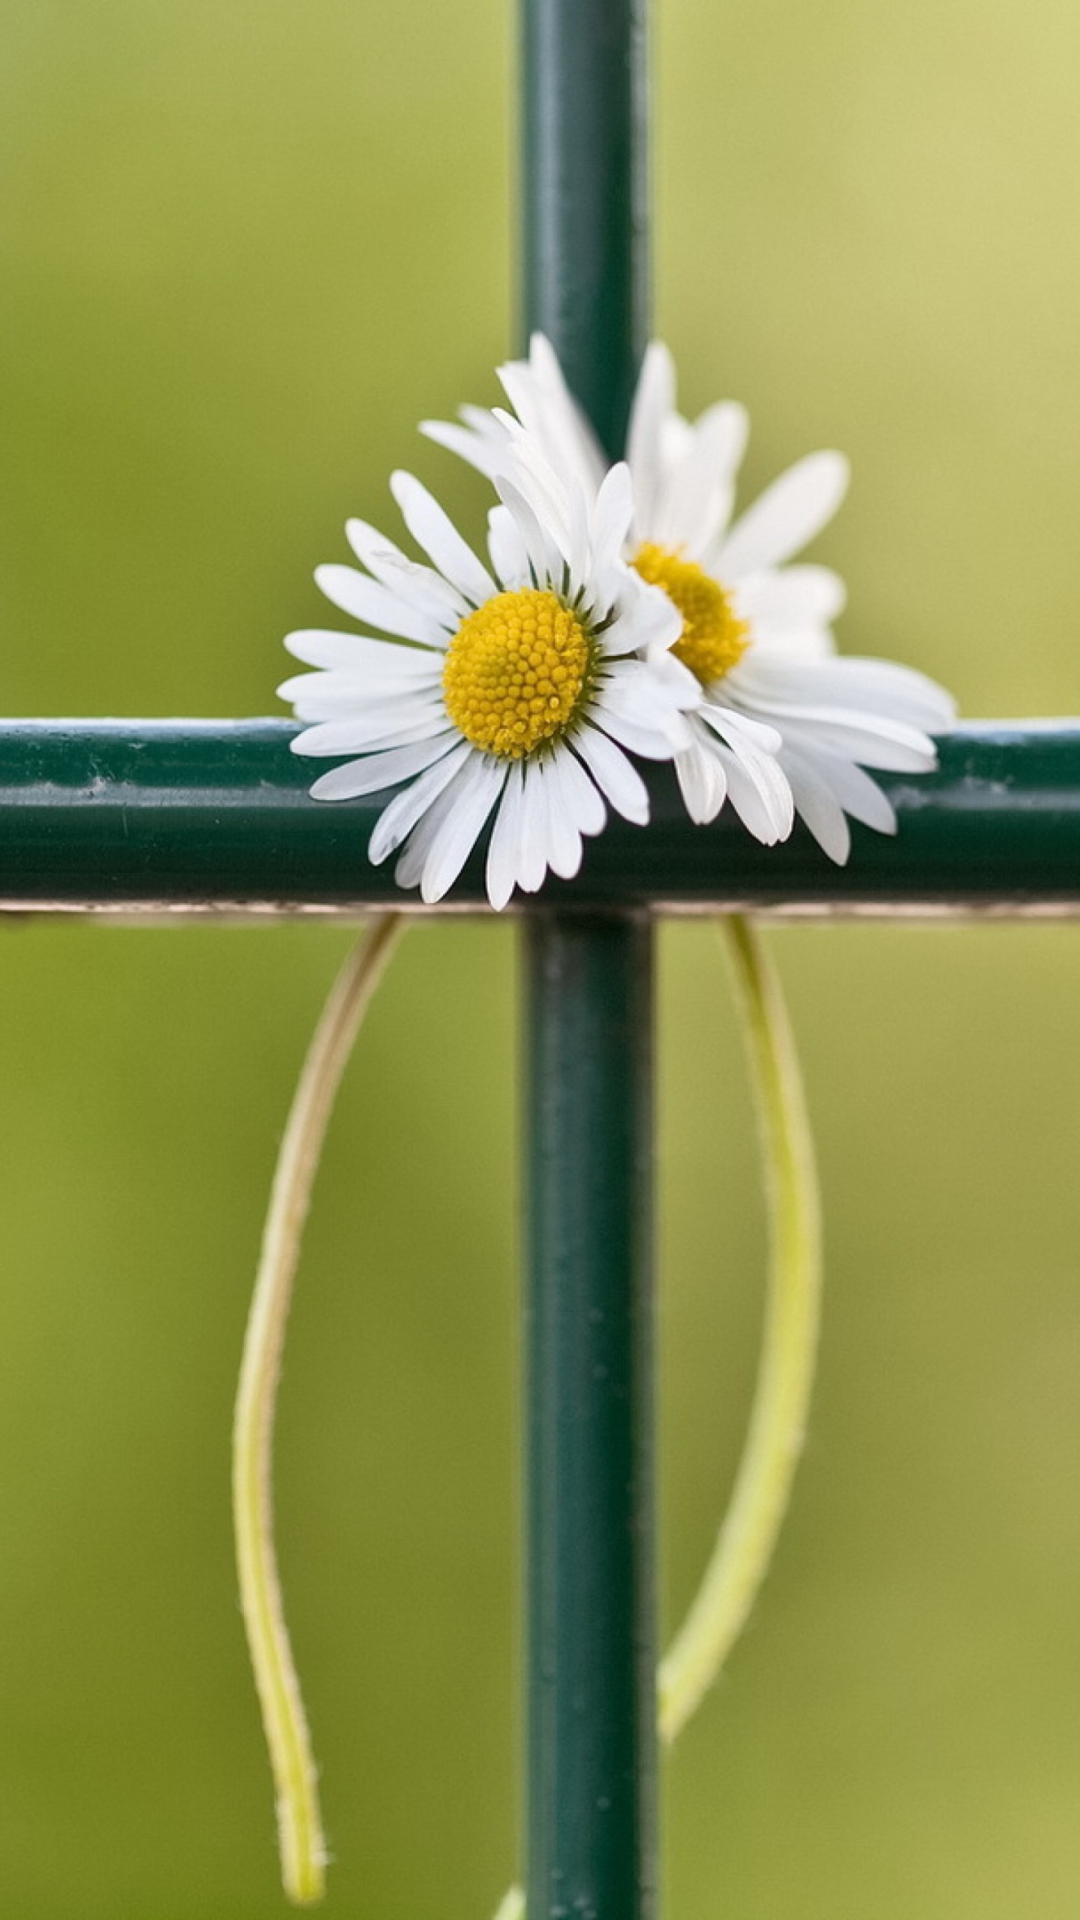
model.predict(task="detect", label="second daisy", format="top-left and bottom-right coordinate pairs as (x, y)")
top-left (425, 337), bottom-right (957, 862)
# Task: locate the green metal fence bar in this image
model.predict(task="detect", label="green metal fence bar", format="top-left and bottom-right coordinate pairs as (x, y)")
top-left (1, 721), bottom-right (1079, 913)
top-left (525, 915), bottom-right (656, 1920)
top-left (522, 0), bottom-right (647, 455)
top-left (521, 3), bottom-right (657, 1917)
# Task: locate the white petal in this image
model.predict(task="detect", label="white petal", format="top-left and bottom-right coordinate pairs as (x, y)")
top-left (283, 629), bottom-right (443, 674)
top-left (485, 760), bottom-right (527, 909)
top-left (549, 741), bottom-right (606, 837)
top-left (287, 683), bottom-right (440, 726)
top-left (778, 747), bottom-right (853, 864)
top-left (640, 649), bottom-right (701, 707)
top-left (307, 734), bottom-right (458, 801)
top-left (828, 660), bottom-right (957, 731)
top-left (494, 422), bottom-right (574, 563)
top-left (593, 701), bottom-right (687, 761)
top-left (500, 424), bottom-right (592, 598)
top-left (673, 738), bottom-right (728, 824)
top-left (493, 471), bottom-right (565, 587)
top-left (627, 342), bottom-right (676, 535)
top-left (591, 463), bottom-right (635, 576)
top-left (487, 504), bottom-right (532, 589)
top-left (291, 708), bottom-right (449, 756)
top-left (497, 357), bottom-right (547, 439)
top-left (598, 580), bottom-right (681, 657)
top-left (517, 759), bottom-right (551, 893)
top-left (542, 759), bottom-right (584, 880)
top-left (716, 451), bottom-right (849, 578)
top-left (394, 757), bottom-right (479, 890)
top-left (698, 702), bottom-right (783, 755)
top-left (368, 741), bottom-right (474, 863)
top-left (660, 410), bottom-right (694, 469)
top-left (595, 669), bottom-right (693, 750)
top-left (734, 629), bottom-right (837, 668)
top-left (460, 402), bottom-right (503, 435)
top-left (314, 564), bottom-right (446, 645)
top-left (734, 697), bottom-right (939, 771)
top-left (287, 690), bottom-right (431, 726)
top-left (420, 416), bottom-right (506, 479)
top-left (784, 742), bottom-right (897, 837)
top-left (734, 740), bottom-right (796, 839)
top-left (390, 471), bottom-right (496, 606)
top-left (278, 664), bottom-right (442, 708)
top-left (526, 333), bottom-right (606, 486)
top-left (419, 756), bottom-right (507, 903)
top-left (734, 565), bottom-right (846, 631)
top-left (713, 738), bottom-right (794, 844)
top-left (564, 487), bottom-right (594, 602)
top-left (691, 710), bottom-right (794, 840)
top-left (496, 352), bottom-right (599, 494)
top-left (344, 518), bottom-right (467, 624)
top-left (695, 400), bottom-right (749, 481)
top-left (735, 651), bottom-right (955, 731)
top-left (572, 726), bottom-right (650, 825)
top-left (593, 678), bottom-right (662, 729)
top-left (652, 403), bottom-right (747, 557)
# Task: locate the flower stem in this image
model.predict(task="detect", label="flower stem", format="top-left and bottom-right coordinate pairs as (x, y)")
top-left (658, 913), bottom-right (822, 1746)
top-left (232, 914), bottom-right (404, 1904)
top-left (491, 1888), bottom-right (526, 1920)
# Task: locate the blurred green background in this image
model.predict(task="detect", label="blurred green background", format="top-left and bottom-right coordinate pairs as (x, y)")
top-left (1, 0), bottom-right (1079, 1914)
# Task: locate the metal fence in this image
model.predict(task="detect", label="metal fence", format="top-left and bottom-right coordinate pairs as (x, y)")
top-left (2, 2), bottom-right (1078, 1917)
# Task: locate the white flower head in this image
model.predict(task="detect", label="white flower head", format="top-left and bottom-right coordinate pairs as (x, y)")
top-left (426, 337), bottom-right (958, 864)
top-left (280, 427), bottom-right (696, 908)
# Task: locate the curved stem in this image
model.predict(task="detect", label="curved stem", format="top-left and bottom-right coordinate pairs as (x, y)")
top-left (658, 914), bottom-right (822, 1746)
top-left (232, 914), bottom-right (405, 1904)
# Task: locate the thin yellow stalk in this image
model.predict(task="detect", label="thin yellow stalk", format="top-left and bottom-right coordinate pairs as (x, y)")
top-left (232, 915), bottom-right (404, 1904)
top-left (659, 914), bottom-right (822, 1745)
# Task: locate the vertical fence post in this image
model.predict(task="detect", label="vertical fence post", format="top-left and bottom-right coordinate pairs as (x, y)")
top-left (520, 5), bottom-right (655, 1918)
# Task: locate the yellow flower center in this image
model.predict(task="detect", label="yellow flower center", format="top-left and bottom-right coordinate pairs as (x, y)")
top-left (632, 542), bottom-right (750, 686)
top-left (442, 588), bottom-right (593, 759)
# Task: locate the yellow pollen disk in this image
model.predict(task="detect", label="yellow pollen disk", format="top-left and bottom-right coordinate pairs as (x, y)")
top-left (632, 542), bottom-right (750, 687)
top-left (442, 588), bottom-right (592, 759)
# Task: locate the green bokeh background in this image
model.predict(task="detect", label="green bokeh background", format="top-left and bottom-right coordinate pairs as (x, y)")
top-left (2, 1), bottom-right (1079, 1914)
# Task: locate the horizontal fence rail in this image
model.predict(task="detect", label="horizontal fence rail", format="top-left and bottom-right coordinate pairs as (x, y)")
top-left (0, 719), bottom-right (1078, 915)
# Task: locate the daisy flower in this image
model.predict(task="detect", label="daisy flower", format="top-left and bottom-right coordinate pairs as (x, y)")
top-left (279, 434), bottom-right (696, 908)
top-left (424, 337), bottom-right (957, 863)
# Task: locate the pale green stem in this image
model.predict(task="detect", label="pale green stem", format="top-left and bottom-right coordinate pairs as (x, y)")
top-left (491, 1888), bottom-right (526, 1920)
top-left (658, 914), bottom-right (822, 1746)
top-left (232, 915), bottom-right (404, 1905)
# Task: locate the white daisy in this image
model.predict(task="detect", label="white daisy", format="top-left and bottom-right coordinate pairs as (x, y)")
top-left (279, 433), bottom-right (696, 908)
top-left (425, 337), bottom-right (958, 863)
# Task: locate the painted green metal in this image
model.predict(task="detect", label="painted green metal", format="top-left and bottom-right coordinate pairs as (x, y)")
top-left (521, 2), bottom-right (656, 1917)
top-left (521, 0), bottom-right (647, 459)
top-left (524, 915), bottom-right (656, 1920)
top-left (1, 720), bottom-right (1078, 913)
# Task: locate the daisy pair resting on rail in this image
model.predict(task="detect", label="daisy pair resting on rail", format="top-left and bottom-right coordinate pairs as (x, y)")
top-left (280, 340), bottom-right (956, 905)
